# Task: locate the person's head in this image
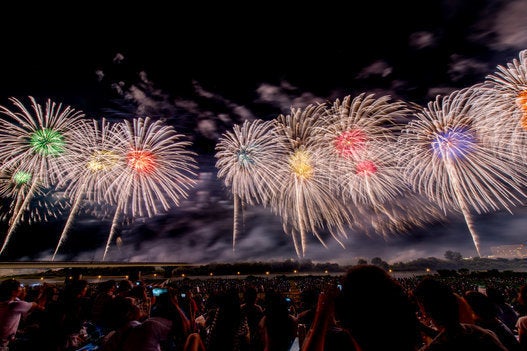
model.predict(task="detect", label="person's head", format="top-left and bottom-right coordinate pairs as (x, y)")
top-left (338, 265), bottom-right (419, 351)
top-left (518, 284), bottom-right (527, 306)
top-left (300, 287), bottom-right (318, 310)
top-left (0, 279), bottom-right (23, 301)
top-left (107, 296), bottom-right (141, 329)
top-left (464, 290), bottom-right (497, 321)
top-left (116, 279), bottom-right (133, 296)
top-left (413, 277), bottom-right (459, 329)
top-left (243, 286), bottom-right (258, 305)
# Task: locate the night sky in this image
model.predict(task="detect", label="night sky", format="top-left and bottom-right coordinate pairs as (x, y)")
top-left (1, 1), bottom-right (527, 264)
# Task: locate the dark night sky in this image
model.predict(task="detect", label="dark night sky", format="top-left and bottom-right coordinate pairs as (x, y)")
top-left (1, 1), bottom-right (527, 264)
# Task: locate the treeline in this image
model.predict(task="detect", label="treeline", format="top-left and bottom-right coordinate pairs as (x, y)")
top-left (11, 252), bottom-right (527, 280)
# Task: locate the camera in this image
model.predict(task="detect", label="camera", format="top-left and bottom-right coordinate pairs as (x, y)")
top-left (152, 288), bottom-right (168, 297)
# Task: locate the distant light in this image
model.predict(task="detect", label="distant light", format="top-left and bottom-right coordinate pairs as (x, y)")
top-left (209, 272), bottom-right (213, 276)
top-left (98, 275), bottom-right (102, 279)
top-left (293, 270), bottom-right (298, 274)
top-left (125, 275), bottom-right (129, 279)
top-left (237, 272), bottom-right (240, 275)
top-left (265, 271), bottom-right (270, 275)
top-left (181, 274), bottom-right (185, 278)
top-left (153, 274), bottom-right (157, 277)
top-left (68, 276), bottom-right (72, 280)
top-left (40, 277), bottom-right (44, 280)
top-left (389, 269), bottom-right (393, 273)
top-left (426, 268), bottom-right (430, 272)
top-left (324, 270), bottom-right (328, 274)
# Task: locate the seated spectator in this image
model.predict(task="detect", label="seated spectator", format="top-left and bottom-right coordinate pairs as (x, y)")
top-left (206, 288), bottom-right (250, 351)
top-left (486, 286), bottom-right (520, 333)
top-left (241, 285), bottom-right (264, 351)
top-left (259, 289), bottom-right (297, 351)
top-left (414, 277), bottom-right (508, 351)
top-left (99, 296), bottom-right (142, 351)
top-left (303, 264), bottom-right (419, 351)
top-left (464, 290), bottom-right (520, 351)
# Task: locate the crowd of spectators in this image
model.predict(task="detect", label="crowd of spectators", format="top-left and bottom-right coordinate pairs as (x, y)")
top-left (1, 267), bottom-right (527, 350)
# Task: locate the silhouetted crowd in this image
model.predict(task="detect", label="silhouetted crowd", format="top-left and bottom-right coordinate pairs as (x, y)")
top-left (2, 266), bottom-right (527, 350)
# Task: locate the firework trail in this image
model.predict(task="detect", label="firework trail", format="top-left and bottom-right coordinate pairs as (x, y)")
top-left (398, 87), bottom-right (527, 257)
top-left (215, 119), bottom-right (289, 251)
top-left (102, 117), bottom-right (198, 261)
top-left (51, 118), bottom-right (123, 260)
top-left (273, 103), bottom-right (352, 257)
top-left (0, 97), bottom-right (84, 255)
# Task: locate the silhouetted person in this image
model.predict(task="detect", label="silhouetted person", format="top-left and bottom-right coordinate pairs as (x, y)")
top-left (464, 290), bottom-right (520, 351)
top-left (414, 277), bottom-right (507, 351)
top-left (241, 285), bottom-right (264, 351)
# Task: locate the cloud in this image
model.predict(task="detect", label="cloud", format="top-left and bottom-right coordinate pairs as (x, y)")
top-left (356, 60), bottom-right (393, 79)
top-left (95, 70), bottom-right (104, 82)
top-left (491, 0), bottom-right (527, 50)
top-left (448, 54), bottom-right (490, 82)
top-left (408, 31), bottom-right (436, 50)
top-left (255, 81), bottom-right (325, 112)
top-left (113, 53), bottom-right (125, 64)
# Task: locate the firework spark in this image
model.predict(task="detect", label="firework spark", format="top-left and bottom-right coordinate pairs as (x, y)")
top-left (0, 97), bottom-right (84, 255)
top-left (215, 119), bottom-right (289, 250)
top-left (102, 117), bottom-right (198, 261)
top-left (398, 87), bottom-right (527, 257)
top-left (272, 103), bottom-right (352, 257)
top-left (51, 118), bottom-right (123, 260)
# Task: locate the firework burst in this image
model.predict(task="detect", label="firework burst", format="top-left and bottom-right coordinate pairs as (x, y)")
top-left (0, 166), bottom-right (67, 227)
top-left (398, 87), bottom-right (527, 257)
top-left (313, 94), bottom-right (411, 207)
top-left (102, 117), bottom-right (198, 261)
top-left (0, 97), bottom-right (84, 255)
top-left (51, 118), bottom-right (123, 260)
top-left (272, 103), bottom-right (352, 257)
top-left (481, 49), bottom-right (527, 161)
top-left (215, 119), bottom-right (289, 250)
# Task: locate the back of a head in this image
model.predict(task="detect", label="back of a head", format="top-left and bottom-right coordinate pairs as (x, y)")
top-left (0, 279), bottom-right (21, 300)
top-left (413, 277), bottom-right (459, 329)
top-left (243, 286), bottom-right (258, 305)
top-left (339, 265), bottom-right (418, 351)
top-left (464, 290), bottom-right (497, 321)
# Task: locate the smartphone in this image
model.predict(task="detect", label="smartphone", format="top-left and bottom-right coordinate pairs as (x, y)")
top-left (285, 297), bottom-right (291, 303)
top-left (180, 293), bottom-right (186, 298)
top-left (337, 284), bottom-right (343, 291)
top-left (152, 288), bottom-right (168, 296)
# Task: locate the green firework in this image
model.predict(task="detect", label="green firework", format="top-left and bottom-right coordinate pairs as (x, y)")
top-left (13, 171), bottom-right (31, 185)
top-left (30, 128), bottom-right (65, 156)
